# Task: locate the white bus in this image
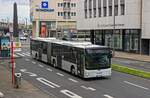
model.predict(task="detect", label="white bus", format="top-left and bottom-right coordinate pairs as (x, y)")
top-left (30, 37), bottom-right (112, 78)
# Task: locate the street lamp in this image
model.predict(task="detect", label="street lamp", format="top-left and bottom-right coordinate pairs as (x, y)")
top-left (112, 0), bottom-right (116, 56)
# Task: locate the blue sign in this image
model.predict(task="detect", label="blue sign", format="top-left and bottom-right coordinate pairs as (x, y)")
top-left (41, 1), bottom-right (48, 8)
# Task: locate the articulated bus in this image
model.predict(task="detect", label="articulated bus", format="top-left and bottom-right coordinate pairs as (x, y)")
top-left (30, 37), bottom-right (112, 78)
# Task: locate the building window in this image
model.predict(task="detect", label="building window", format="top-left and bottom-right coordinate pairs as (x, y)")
top-left (109, 0), bottom-right (112, 16)
top-left (84, 0), bottom-right (88, 18)
top-left (85, 9), bottom-right (88, 18)
top-left (61, 12), bottom-right (64, 16)
top-left (103, 7), bottom-right (107, 17)
top-left (93, 0), bottom-right (97, 18)
top-left (58, 12), bottom-right (60, 16)
top-left (89, 0), bottom-right (92, 18)
top-left (98, 8), bottom-right (101, 17)
top-left (58, 3), bottom-right (60, 7)
top-left (89, 9), bottom-right (92, 18)
top-left (74, 12), bottom-right (76, 16)
top-left (93, 8), bottom-right (96, 18)
top-left (103, 0), bottom-right (107, 17)
top-left (120, 0), bottom-right (125, 15)
top-left (89, 0), bottom-right (92, 9)
top-left (98, 0), bottom-right (101, 17)
top-left (74, 3), bottom-right (76, 7)
top-left (114, 0), bottom-right (118, 16)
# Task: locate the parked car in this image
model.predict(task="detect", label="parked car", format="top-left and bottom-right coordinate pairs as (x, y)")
top-left (20, 36), bottom-right (27, 41)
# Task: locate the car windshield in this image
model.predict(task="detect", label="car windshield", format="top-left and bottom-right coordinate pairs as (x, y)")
top-left (85, 49), bottom-right (111, 70)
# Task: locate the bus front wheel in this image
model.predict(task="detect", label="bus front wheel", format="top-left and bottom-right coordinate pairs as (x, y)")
top-left (53, 60), bottom-right (56, 67)
top-left (71, 66), bottom-right (75, 75)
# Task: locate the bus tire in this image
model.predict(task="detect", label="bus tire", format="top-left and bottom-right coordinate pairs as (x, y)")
top-left (35, 53), bottom-right (37, 59)
top-left (71, 66), bottom-right (75, 75)
top-left (53, 60), bottom-right (56, 68)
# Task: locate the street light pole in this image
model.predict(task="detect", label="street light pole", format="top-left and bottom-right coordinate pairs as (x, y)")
top-left (112, 0), bottom-right (116, 56)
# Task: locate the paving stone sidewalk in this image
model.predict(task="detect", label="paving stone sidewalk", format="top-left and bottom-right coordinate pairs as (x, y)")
top-left (0, 61), bottom-right (55, 98)
top-left (115, 51), bottom-right (150, 62)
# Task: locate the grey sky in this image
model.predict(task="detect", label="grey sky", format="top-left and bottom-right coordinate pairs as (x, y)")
top-left (0, 0), bottom-right (30, 23)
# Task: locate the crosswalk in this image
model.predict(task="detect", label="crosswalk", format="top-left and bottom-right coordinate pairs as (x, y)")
top-left (13, 52), bottom-right (31, 58)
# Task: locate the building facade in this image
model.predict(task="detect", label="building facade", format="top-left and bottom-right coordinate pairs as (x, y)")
top-left (77, 0), bottom-right (150, 55)
top-left (0, 22), bottom-right (9, 36)
top-left (30, 0), bottom-right (77, 38)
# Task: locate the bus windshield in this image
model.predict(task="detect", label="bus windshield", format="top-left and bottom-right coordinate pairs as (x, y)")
top-left (85, 49), bottom-right (111, 70)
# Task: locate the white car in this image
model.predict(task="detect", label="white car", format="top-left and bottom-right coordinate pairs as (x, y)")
top-left (20, 36), bottom-right (27, 41)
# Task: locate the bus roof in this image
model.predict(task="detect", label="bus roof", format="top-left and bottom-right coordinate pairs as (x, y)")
top-left (31, 37), bottom-right (109, 49)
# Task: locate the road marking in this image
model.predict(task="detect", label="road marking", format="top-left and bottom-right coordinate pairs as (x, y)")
top-left (60, 89), bottom-right (82, 98)
top-left (124, 81), bottom-right (149, 90)
top-left (80, 86), bottom-right (96, 91)
top-left (32, 61), bottom-right (36, 64)
top-left (20, 69), bottom-right (37, 77)
top-left (22, 53), bottom-right (30, 56)
top-left (46, 68), bottom-right (53, 72)
top-left (36, 78), bottom-right (60, 88)
top-left (13, 54), bottom-right (19, 57)
top-left (68, 78), bottom-right (78, 83)
top-left (0, 92), bottom-right (4, 97)
top-left (26, 52), bottom-right (30, 55)
top-left (104, 94), bottom-right (114, 98)
top-left (16, 53), bottom-right (25, 57)
top-left (38, 64), bottom-right (44, 67)
top-left (56, 73), bottom-right (64, 76)
top-left (25, 59), bottom-right (30, 61)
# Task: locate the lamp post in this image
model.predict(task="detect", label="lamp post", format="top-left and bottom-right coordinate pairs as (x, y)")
top-left (112, 0), bottom-right (116, 56)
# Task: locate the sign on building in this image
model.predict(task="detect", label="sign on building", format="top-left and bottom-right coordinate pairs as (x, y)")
top-left (41, 1), bottom-right (48, 8)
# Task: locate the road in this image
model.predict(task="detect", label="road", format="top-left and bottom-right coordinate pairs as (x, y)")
top-left (13, 47), bottom-right (150, 98)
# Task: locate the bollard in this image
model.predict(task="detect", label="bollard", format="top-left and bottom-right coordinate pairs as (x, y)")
top-left (0, 92), bottom-right (4, 98)
top-left (14, 73), bottom-right (22, 88)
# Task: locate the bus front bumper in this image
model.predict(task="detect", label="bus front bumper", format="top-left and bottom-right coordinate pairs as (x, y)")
top-left (84, 68), bottom-right (111, 78)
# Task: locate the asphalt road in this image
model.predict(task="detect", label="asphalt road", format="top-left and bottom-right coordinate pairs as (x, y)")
top-left (14, 47), bottom-right (150, 98)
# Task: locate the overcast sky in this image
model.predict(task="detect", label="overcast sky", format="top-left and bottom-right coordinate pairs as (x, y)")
top-left (0, 0), bottom-right (30, 23)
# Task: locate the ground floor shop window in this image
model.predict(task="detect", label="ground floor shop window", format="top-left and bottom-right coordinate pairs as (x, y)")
top-left (94, 29), bottom-right (140, 53)
top-left (124, 30), bottom-right (140, 53)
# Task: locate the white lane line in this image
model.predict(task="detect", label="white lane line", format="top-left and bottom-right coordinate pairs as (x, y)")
top-left (60, 89), bottom-right (82, 98)
top-left (22, 53), bottom-right (30, 56)
top-left (124, 81), bottom-right (149, 90)
top-left (36, 78), bottom-right (60, 88)
top-left (56, 73), bottom-right (64, 76)
top-left (13, 54), bottom-right (19, 57)
top-left (32, 61), bottom-right (36, 64)
top-left (68, 78), bottom-right (78, 83)
top-left (26, 52), bottom-right (30, 55)
top-left (25, 59), bottom-right (30, 61)
top-left (46, 68), bottom-right (53, 72)
top-left (16, 53), bottom-right (25, 57)
top-left (104, 94), bottom-right (114, 98)
top-left (20, 69), bottom-right (37, 77)
top-left (80, 86), bottom-right (96, 91)
top-left (38, 64), bottom-right (44, 67)
top-left (0, 92), bottom-right (4, 97)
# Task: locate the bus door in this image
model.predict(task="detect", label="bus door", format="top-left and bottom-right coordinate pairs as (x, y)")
top-left (38, 42), bottom-right (42, 60)
top-left (57, 53), bottom-right (62, 68)
top-left (77, 52), bottom-right (84, 77)
top-left (47, 43), bottom-right (51, 64)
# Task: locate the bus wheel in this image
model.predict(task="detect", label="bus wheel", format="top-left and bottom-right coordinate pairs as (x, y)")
top-left (53, 60), bottom-right (56, 67)
top-left (35, 53), bottom-right (37, 59)
top-left (71, 66), bottom-right (75, 75)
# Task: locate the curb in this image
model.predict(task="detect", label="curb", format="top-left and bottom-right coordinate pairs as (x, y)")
top-left (0, 92), bottom-right (4, 98)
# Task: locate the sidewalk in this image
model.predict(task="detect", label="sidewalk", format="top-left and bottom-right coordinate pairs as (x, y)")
top-left (0, 61), bottom-right (54, 98)
top-left (114, 51), bottom-right (150, 63)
